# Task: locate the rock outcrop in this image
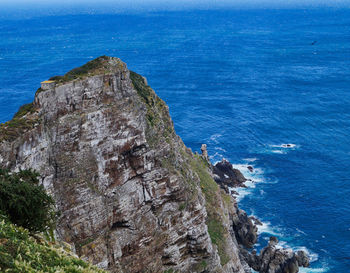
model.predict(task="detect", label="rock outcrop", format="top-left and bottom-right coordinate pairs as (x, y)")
top-left (240, 237), bottom-right (310, 273)
top-left (210, 157), bottom-right (310, 273)
top-left (0, 56), bottom-right (245, 273)
top-left (0, 56), bottom-right (309, 273)
top-left (213, 159), bottom-right (247, 190)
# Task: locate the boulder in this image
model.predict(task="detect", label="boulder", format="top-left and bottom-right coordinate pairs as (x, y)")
top-left (213, 158), bottom-right (247, 188)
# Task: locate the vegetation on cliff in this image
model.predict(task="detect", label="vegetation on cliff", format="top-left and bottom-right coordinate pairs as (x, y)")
top-left (0, 216), bottom-right (105, 273)
top-left (130, 69), bottom-right (232, 267)
top-left (0, 169), bottom-right (56, 233)
top-left (0, 170), bottom-right (106, 273)
top-left (130, 70), bottom-right (175, 142)
top-left (48, 56), bottom-right (123, 85)
top-left (0, 103), bottom-right (39, 143)
top-left (191, 156), bottom-right (231, 266)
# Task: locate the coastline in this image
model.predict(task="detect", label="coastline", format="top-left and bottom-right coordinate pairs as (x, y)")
top-left (198, 143), bottom-right (310, 272)
top-left (211, 153), bottom-right (328, 273)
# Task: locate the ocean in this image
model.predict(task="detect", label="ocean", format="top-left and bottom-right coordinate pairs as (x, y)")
top-left (0, 8), bottom-right (349, 272)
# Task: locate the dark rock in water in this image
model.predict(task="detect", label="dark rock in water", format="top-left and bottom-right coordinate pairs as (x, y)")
top-left (209, 155), bottom-right (310, 273)
top-left (296, 250), bottom-right (310, 267)
top-left (240, 236), bottom-right (310, 273)
top-left (232, 208), bottom-right (258, 248)
top-left (269, 236), bottom-right (278, 246)
top-left (247, 165), bottom-right (254, 172)
top-left (213, 158), bottom-right (247, 189)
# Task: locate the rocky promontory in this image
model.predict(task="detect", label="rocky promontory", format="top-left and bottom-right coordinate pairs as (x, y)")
top-left (208, 151), bottom-right (310, 273)
top-left (0, 56), bottom-right (309, 273)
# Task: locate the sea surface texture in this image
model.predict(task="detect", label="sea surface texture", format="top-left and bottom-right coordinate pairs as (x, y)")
top-left (0, 9), bottom-right (349, 273)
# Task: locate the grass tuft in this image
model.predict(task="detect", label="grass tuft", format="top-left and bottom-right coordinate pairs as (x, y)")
top-left (0, 215), bottom-right (105, 273)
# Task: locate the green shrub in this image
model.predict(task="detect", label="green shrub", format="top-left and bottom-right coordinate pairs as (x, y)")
top-left (0, 169), bottom-right (57, 233)
top-left (12, 103), bottom-right (35, 119)
top-left (0, 102), bottom-right (39, 142)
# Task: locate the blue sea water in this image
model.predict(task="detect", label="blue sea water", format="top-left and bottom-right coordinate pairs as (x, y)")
top-left (0, 8), bottom-right (349, 272)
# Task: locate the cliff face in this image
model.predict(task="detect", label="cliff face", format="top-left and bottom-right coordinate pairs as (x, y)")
top-left (0, 57), bottom-right (245, 273)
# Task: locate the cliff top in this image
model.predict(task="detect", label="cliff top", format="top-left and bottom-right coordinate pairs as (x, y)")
top-left (0, 56), bottom-right (127, 142)
top-left (46, 56), bottom-right (125, 85)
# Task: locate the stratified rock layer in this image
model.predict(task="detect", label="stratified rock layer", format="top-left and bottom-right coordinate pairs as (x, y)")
top-left (0, 57), bottom-right (245, 273)
top-left (0, 56), bottom-right (309, 273)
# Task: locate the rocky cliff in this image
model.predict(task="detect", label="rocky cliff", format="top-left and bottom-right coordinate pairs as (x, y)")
top-left (0, 56), bottom-right (309, 273)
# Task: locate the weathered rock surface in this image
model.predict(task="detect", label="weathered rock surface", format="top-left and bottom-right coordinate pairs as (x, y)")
top-left (231, 207), bottom-right (257, 249)
top-left (0, 56), bottom-right (309, 273)
top-left (0, 56), bottom-right (245, 273)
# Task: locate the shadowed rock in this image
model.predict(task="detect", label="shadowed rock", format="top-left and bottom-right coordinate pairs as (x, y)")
top-left (240, 237), bottom-right (310, 273)
top-left (213, 158), bottom-right (247, 189)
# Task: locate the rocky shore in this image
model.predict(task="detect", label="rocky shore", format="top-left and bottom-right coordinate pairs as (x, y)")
top-left (206, 148), bottom-right (310, 273)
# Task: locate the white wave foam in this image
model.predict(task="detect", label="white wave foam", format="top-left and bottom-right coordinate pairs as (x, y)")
top-left (209, 133), bottom-right (222, 144)
top-left (231, 163), bottom-right (266, 183)
top-left (271, 149), bottom-right (287, 154)
top-left (257, 221), bottom-right (283, 237)
top-left (294, 246), bottom-right (319, 263)
top-left (210, 152), bottom-right (223, 161)
top-left (296, 228), bottom-right (307, 236)
top-left (234, 189), bottom-right (250, 202)
top-left (214, 146), bottom-right (227, 153)
top-left (254, 143), bottom-right (299, 155)
top-left (299, 267), bottom-right (329, 273)
top-left (243, 157), bottom-right (258, 162)
top-left (228, 161), bottom-right (275, 201)
top-left (232, 184), bottom-right (256, 202)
